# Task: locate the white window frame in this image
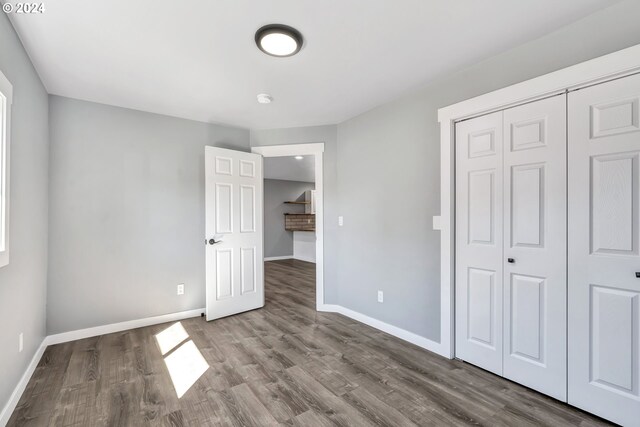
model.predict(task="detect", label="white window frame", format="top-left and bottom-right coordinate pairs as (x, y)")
top-left (0, 70), bottom-right (12, 268)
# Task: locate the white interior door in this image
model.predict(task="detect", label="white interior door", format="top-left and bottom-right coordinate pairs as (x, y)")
top-left (502, 95), bottom-right (567, 400)
top-left (568, 73), bottom-right (640, 426)
top-left (205, 147), bottom-right (264, 321)
top-left (455, 111), bottom-right (504, 375)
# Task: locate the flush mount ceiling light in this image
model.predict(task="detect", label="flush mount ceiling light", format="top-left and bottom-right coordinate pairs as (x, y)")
top-left (255, 24), bottom-right (303, 57)
top-left (257, 93), bottom-right (273, 104)
top-left (294, 155), bottom-right (304, 160)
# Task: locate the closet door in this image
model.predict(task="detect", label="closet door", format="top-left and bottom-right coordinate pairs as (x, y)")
top-left (502, 96), bottom-right (567, 400)
top-left (568, 73), bottom-right (640, 426)
top-left (455, 111), bottom-right (504, 375)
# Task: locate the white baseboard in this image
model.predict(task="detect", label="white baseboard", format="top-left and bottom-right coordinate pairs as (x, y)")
top-left (317, 304), bottom-right (447, 357)
top-left (46, 308), bottom-right (205, 345)
top-left (1, 307), bottom-right (206, 426)
top-left (0, 339), bottom-right (48, 426)
top-left (1, 304), bottom-right (444, 425)
top-left (293, 256), bottom-right (316, 263)
top-left (264, 256), bottom-right (293, 261)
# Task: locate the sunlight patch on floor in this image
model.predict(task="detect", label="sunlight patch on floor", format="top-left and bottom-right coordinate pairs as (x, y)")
top-left (155, 321), bottom-right (189, 355)
top-left (155, 322), bottom-right (209, 398)
top-left (163, 340), bottom-right (209, 398)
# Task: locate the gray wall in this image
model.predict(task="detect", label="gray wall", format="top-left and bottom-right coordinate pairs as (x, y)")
top-left (0, 13), bottom-right (49, 414)
top-left (335, 0), bottom-right (640, 342)
top-left (264, 179), bottom-right (315, 258)
top-left (250, 125), bottom-right (338, 303)
top-left (47, 96), bottom-right (250, 334)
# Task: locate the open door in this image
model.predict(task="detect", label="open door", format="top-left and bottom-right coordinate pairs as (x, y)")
top-left (205, 147), bottom-right (264, 321)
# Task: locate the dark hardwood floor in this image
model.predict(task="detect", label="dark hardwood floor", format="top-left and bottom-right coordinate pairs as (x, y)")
top-left (8, 259), bottom-right (609, 426)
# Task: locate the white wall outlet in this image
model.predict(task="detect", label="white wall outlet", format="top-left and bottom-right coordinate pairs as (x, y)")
top-left (377, 291), bottom-right (384, 303)
top-left (18, 333), bottom-right (23, 352)
top-left (338, 216), bottom-right (344, 226)
top-left (177, 284), bottom-right (185, 295)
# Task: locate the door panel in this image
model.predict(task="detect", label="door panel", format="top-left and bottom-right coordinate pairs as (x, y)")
top-left (591, 153), bottom-right (638, 255)
top-left (590, 286), bottom-right (638, 394)
top-left (467, 268), bottom-right (497, 347)
top-left (215, 183), bottom-right (233, 234)
top-left (240, 247), bottom-right (257, 294)
top-left (510, 274), bottom-right (545, 363)
top-left (240, 185), bottom-right (256, 233)
top-left (568, 73), bottom-right (640, 427)
top-left (206, 147), bottom-right (264, 321)
top-left (216, 249), bottom-right (233, 299)
top-left (503, 95), bottom-right (567, 400)
top-left (455, 111), bottom-right (504, 375)
top-left (511, 164), bottom-right (544, 248)
top-left (468, 170), bottom-right (496, 245)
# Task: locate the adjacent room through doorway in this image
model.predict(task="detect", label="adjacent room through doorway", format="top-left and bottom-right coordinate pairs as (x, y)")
top-left (263, 153), bottom-right (317, 311)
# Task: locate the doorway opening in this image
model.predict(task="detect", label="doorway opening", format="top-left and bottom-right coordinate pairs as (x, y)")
top-left (251, 143), bottom-right (325, 310)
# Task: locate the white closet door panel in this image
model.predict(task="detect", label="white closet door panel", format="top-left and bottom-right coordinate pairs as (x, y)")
top-left (455, 111), bottom-right (504, 375)
top-left (568, 73), bottom-right (640, 427)
top-left (503, 95), bottom-right (567, 400)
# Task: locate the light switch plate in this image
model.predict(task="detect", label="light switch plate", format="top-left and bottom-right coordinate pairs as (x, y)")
top-left (432, 216), bottom-right (442, 230)
top-left (338, 216), bottom-right (344, 226)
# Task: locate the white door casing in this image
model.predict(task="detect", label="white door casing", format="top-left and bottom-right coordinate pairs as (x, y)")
top-left (568, 73), bottom-right (640, 427)
top-left (455, 111), bottom-right (504, 375)
top-left (251, 142), bottom-right (325, 310)
top-left (502, 95), bottom-right (567, 400)
top-left (205, 147), bottom-right (264, 321)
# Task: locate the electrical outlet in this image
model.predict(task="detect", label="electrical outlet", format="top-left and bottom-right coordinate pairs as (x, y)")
top-left (177, 284), bottom-right (185, 295)
top-left (19, 333), bottom-right (23, 352)
top-left (338, 216), bottom-right (344, 226)
top-left (377, 291), bottom-right (384, 303)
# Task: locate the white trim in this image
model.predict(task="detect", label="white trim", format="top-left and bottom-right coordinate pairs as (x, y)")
top-left (0, 70), bottom-right (13, 269)
top-left (438, 44), bottom-right (640, 122)
top-left (0, 308), bottom-right (205, 424)
top-left (0, 303), bottom-right (439, 424)
top-left (318, 304), bottom-right (446, 357)
top-left (264, 255), bottom-right (293, 261)
top-left (251, 143), bottom-right (325, 310)
top-left (437, 43), bottom-right (640, 359)
top-left (251, 142), bottom-right (324, 157)
top-left (0, 339), bottom-right (47, 426)
top-left (45, 308), bottom-right (204, 345)
top-left (293, 255), bottom-right (315, 263)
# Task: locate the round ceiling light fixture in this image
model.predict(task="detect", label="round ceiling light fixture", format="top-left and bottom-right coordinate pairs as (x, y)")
top-left (257, 93), bottom-right (273, 104)
top-left (255, 24), bottom-right (303, 57)
top-left (294, 155), bottom-right (304, 160)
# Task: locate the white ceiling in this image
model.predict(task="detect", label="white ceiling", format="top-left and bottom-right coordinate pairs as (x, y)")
top-left (8, 0), bottom-right (616, 129)
top-left (265, 156), bottom-right (315, 183)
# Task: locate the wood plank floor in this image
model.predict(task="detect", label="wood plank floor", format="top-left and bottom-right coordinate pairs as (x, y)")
top-left (8, 259), bottom-right (610, 426)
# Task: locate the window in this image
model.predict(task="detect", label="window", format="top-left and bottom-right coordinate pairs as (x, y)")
top-left (0, 70), bottom-right (12, 268)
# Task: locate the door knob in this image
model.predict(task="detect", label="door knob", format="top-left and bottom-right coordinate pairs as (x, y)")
top-left (208, 239), bottom-right (221, 245)
top-left (507, 258), bottom-right (515, 263)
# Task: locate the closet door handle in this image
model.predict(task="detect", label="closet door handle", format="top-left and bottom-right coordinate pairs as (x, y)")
top-left (507, 258), bottom-right (515, 264)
